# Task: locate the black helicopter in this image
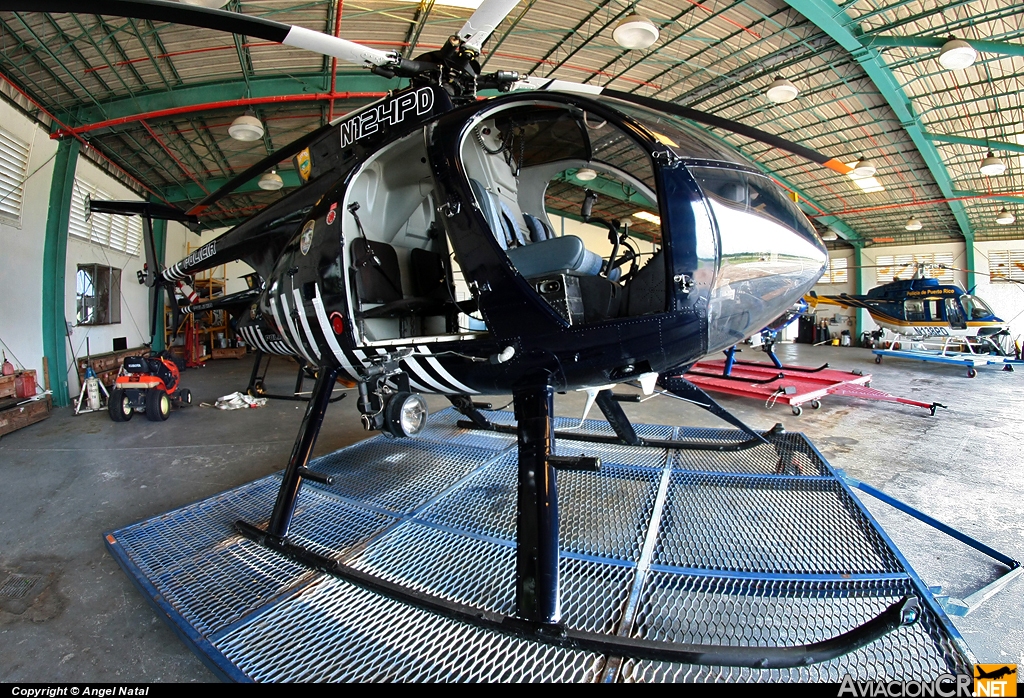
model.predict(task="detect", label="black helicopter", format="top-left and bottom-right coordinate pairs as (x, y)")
top-left (8, 0), bottom-right (922, 666)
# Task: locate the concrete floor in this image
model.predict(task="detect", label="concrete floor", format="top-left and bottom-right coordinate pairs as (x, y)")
top-left (0, 342), bottom-right (1020, 682)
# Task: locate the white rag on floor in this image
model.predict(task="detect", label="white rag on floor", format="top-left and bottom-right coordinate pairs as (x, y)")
top-left (201, 392), bottom-right (268, 410)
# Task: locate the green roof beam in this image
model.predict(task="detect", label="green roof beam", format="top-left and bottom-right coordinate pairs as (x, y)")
top-left (866, 35), bottom-right (1024, 60)
top-left (782, 0), bottom-right (973, 242)
top-left (928, 133), bottom-right (1024, 156)
top-left (159, 169), bottom-right (303, 204)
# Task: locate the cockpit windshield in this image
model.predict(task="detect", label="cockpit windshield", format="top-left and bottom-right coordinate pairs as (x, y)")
top-left (595, 96), bottom-right (752, 166)
top-left (960, 294), bottom-right (994, 320)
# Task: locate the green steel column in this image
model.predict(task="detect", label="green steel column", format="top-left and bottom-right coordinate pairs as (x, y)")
top-left (853, 245), bottom-right (867, 338)
top-left (41, 138), bottom-right (80, 408)
top-left (964, 234), bottom-right (977, 291)
top-left (150, 217), bottom-right (167, 353)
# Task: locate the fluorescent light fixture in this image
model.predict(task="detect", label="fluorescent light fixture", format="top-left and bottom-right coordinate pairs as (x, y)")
top-left (228, 111), bottom-right (264, 142)
top-left (613, 13), bottom-right (659, 50)
top-left (852, 157), bottom-right (877, 178)
top-left (575, 167), bottom-right (598, 181)
top-left (938, 38), bottom-right (977, 71)
top-left (258, 170), bottom-right (284, 191)
top-left (979, 151), bottom-right (1006, 176)
top-left (905, 217), bottom-right (923, 231)
top-left (633, 211), bottom-right (661, 225)
top-left (996, 207), bottom-right (1015, 225)
top-left (178, 0), bottom-right (230, 6)
top-left (765, 76), bottom-right (799, 104)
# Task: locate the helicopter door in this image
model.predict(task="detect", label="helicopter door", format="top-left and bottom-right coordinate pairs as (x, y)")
top-left (945, 298), bottom-right (967, 329)
top-left (340, 128), bottom-right (480, 346)
top-left (453, 102), bottom-right (670, 332)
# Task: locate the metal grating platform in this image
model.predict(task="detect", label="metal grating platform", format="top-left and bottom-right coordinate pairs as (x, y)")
top-left (104, 408), bottom-right (974, 682)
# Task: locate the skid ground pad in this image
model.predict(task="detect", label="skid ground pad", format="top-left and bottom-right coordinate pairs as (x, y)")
top-left (104, 409), bottom-right (972, 682)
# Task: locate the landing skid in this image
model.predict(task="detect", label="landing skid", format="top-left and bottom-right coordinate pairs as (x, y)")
top-left (232, 377), bottom-right (920, 669)
top-left (246, 350), bottom-right (347, 403)
top-left (453, 381), bottom-right (778, 453)
top-left (104, 406), bottom-right (978, 681)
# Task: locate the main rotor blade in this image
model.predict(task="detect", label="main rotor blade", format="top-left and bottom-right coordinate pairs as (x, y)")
top-left (0, 1), bottom-right (397, 68)
top-left (458, 0), bottom-right (521, 52)
top-left (515, 78), bottom-right (853, 175)
top-left (602, 88), bottom-right (854, 175)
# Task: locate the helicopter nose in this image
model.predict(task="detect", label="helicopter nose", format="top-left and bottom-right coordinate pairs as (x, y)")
top-left (705, 204), bottom-right (827, 354)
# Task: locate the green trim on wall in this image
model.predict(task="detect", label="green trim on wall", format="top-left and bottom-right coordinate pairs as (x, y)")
top-left (41, 138), bottom-right (80, 408)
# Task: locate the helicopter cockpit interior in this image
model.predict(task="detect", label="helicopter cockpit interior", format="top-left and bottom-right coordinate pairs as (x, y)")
top-left (340, 99), bottom-right (672, 347)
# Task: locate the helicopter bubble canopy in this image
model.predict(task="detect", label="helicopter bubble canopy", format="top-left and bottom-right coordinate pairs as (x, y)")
top-left (435, 93), bottom-right (826, 361)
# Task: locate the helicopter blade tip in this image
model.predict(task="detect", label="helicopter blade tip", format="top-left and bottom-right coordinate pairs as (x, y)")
top-left (824, 158), bottom-right (853, 175)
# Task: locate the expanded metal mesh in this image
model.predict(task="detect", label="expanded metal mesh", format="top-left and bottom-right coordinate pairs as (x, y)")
top-left (618, 574), bottom-right (971, 682)
top-left (653, 472), bottom-right (902, 574)
top-left (218, 576), bottom-right (604, 682)
top-left (106, 409), bottom-right (971, 682)
top-left (312, 438), bottom-right (498, 514)
top-left (671, 433), bottom-right (828, 476)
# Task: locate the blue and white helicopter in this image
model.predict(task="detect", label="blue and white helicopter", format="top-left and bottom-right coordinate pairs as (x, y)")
top-left (807, 263), bottom-right (1016, 357)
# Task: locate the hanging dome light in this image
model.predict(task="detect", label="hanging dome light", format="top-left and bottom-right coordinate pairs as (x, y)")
top-left (852, 157), bottom-right (877, 177)
top-left (820, 228), bottom-right (838, 241)
top-left (258, 170), bottom-right (284, 191)
top-left (996, 207), bottom-right (1015, 225)
top-left (228, 110), bottom-right (265, 142)
top-left (575, 167), bottom-right (598, 181)
top-left (765, 76), bottom-right (799, 104)
top-left (937, 38), bottom-right (977, 71)
top-left (612, 13), bottom-right (659, 50)
top-left (979, 151), bottom-right (1006, 176)
top-left (905, 217), bottom-right (923, 231)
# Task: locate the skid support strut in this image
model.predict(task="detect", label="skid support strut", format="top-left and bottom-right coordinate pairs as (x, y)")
top-left (514, 385), bottom-right (561, 624)
top-left (266, 365), bottom-right (339, 538)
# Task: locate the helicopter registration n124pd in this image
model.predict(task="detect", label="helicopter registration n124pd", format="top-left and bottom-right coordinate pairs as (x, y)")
top-left (6, 0), bottom-right (929, 666)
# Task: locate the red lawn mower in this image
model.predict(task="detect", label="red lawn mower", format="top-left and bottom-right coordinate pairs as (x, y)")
top-left (108, 355), bottom-right (192, 422)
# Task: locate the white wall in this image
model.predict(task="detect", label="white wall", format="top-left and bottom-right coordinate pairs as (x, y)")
top-left (0, 98), bottom-right (57, 385)
top-left (65, 159), bottom-right (149, 394)
top-left (974, 240), bottom-right (1024, 343)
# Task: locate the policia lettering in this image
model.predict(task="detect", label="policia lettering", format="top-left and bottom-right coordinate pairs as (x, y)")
top-left (339, 87), bottom-right (435, 148)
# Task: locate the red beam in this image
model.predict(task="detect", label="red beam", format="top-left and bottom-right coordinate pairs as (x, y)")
top-left (0, 69), bottom-right (168, 204)
top-left (53, 92), bottom-right (387, 138)
top-left (809, 191), bottom-right (1024, 217)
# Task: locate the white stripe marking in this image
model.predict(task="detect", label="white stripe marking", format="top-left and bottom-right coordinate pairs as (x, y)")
top-left (417, 346), bottom-right (478, 394)
top-left (402, 357), bottom-right (451, 394)
top-left (267, 293), bottom-right (299, 354)
top-left (312, 285), bottom-right (360, 380)
top-left (282, 290), bottom-right (318, 365)
top-left (292, 289), bottom-right (322, 361)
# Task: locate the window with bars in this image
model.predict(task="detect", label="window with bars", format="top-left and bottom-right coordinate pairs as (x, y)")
top-left (987, 250), bottom-right (1024, 283)
top-left (68, 179), bottom-right (143, 256)
top-left (875, 253), bottom-right (954, 285)
top-left (0, 127), bottom-right (31, 226)
top-left (820, 257), bottom-right (848, 284)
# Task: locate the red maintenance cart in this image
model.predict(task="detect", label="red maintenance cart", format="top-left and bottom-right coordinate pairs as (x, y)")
top-left (684, 349), bottom-right (945, 416)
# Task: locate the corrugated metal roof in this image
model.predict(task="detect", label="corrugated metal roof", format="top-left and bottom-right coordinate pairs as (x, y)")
top-left (0, 0), bottom-right (1019, 241)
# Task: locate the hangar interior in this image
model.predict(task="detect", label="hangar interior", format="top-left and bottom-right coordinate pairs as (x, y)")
top-left (0, 0), bottom-right (1021, 683)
